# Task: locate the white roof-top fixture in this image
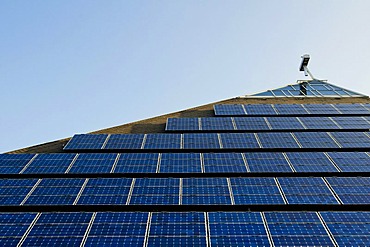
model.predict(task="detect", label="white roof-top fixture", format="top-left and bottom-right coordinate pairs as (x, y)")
top-left (299, 54), bottom-right (315, 80)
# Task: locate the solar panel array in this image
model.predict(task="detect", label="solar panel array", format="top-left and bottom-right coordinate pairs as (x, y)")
top-left (2, 98), bottom-right (370, 245)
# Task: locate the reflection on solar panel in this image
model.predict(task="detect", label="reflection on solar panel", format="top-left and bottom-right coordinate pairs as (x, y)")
top-left (203, 153), bottom-right (246, 173)
top-left (208, 212), bottom-right (269, 246)
top-left (144, 134), bottom-right (181, 149)
top-left (105, 134), bottom-right (145, 149)
top-left (0, 179), bottom-right (37, 205)
top-left (115, 153), bottom-right (158, 173)
top-left (78, 178), bottom-right (132, 205)
top-left (64, 134), bottom-right (108, 150)
top-left (0, 154), bottom-right (34, 174)
top-left (213, 104), bottom-right (245, 115)
top-left (293, 132), bottom-right (339, 148)
top-left (231, 178), bottom-right (284, 204)
top-left (285, 152), bottom-right (338, 172)
top-left (264, 212), bottom-right (334, 246)
top-left (182, 178), bottom-right (230, 205)
top-left (244, 152), bottom-right (293, 172)
top-left (267, 117), bottom-right (304, 130)
top-left (24, 179), bottom-right (85, 205)
top-left (244, 104), bottom-right (277, 115)
top-left (320, 211), bottom-right (370, 246)
top-left (327, 152), bottom-right (370, 172)
top-left (326, 177), bottom-right (370, 204)
top-left (201, 117), bottom-right (234, 130)
top-left (148, 212), bottom-right (207, 246)
top-left (234, 117), bottom-right (269, 130)
top-left (130, 178), bottom-right (179, 205)
top-left (183, 133), bottom-right (220, 149)
top-left (23, 212), bottom-right (93, 246)
top-left (257, 133), bottom-right (299, 148)
top-left (160, 153), bottom-right (201, 173)
top-left (331, 132), bottom-right (370, 148)
top-left (219, 133), bottom-right (260, 149)
top-left (166, 118), bottom-right (200, 131)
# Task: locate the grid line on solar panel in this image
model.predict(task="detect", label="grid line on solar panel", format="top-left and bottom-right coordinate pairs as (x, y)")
top-left (0, 213), bottom-right (38, 246)
top-left (244, 104), bottom-right (277, 115)
top-left (144, 134), bottom-right (181, 149)
top-left (0, 154), bottom-right (35, 174)
top-left (64, 134), bottom-right (108, 150)
top-left (298, 117), bottom-right (340, 129)
top-left (183, 133), bottom-right (220, 149)
top-left (68, 153), bottom-right (117, 174)
top-left (274, 104), bottom-right (309, 115)
top-left (22, 153), bottom-right (76, 174)
top-left (219, 133), bottom-right (260, 149)
top-left (233, 117), bottom-right (270, 130)
top-left (201, 117), bottom-right (234, 130)
top-left (257, 133), bottom-right (300, 148)
top-left (332, 117), bottom-right (370, 129)
top-left (285, 152), bottom-right (339, 172)
top-left (304, 104), bottom-right (340, 114)
top-left (330, 132), bottom-right (370, 148)
top-left (160, 153), bottom-right (201, 173)
top-left (334, 104), bottom-right (370, 114)
top-left (278, 177), bottom-right (339, 204)
top-left (166, 118), bottom-right (200, 131)
top-left (325, 177), bottom-right (370, 204)
top-left (327, 152), bottom-right (370, 172)
top-left (266, 117), bottom-right (305, 130)
top-left (244, 152), bottom-right (293, 173)
top-left (293, 132), bottom-right (340, 149)
top-left (114, 153), bottom-right (159, 173)
top-left (104, 134), bottom-right (145, 149)
top-left (213, 104), bottom-right (246, 115)
top-left (0, 179), bottom-right (38, 206)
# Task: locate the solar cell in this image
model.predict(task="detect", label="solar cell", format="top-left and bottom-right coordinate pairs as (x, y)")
top-left (233, 117), bottom-right (270, 130)
top-left (278, 177), bottom-right (338, 204)
top-left (219, 133), bottom-right (260, 149)
top-left (203, 153), bottom-right (247, 173)
top-left (293, 132), bottom-right (339, 148)
top-left (24, 153), bottom-right (76, 174)
top-left (244, 152), bottom-right (293, 172)
top-left (214, 104), bottom-right (246, 115)
top-left (114, 153), bottom-right (158, 173)
top-left (304, 104), bottom-right (340, 114)
top-left (166, 118), bottom-right (200, 131)
top-left (244, 104), bottom-right (277, 115)
top-left (201, 117), bottom-right (234, 130)
top-left (334, 104), bottom-right (370, 114)
top-left (273, 104), bottom-right (309, 115)
top-left (183, 133), bottom-right (220, 149)
top-left (298, 117), bottom-right (340, 129)
top-left (160, 153), bottom-right (201, 173)
top-left (285, 152), bottom-right (338, 172)
top-left (64, 134), bottom-right (108, 150)
top-left (0, 179), bottom-right (37, 205)
top-left (0, 154), bottom-right (35, 174)
top-left (0, 213), bottom-right (37, 246)
top-left (327, 152), bottom-right (370, 172)
top-left (104, 134), bottom-right (145, 149)
top-left (330, 132), bottom-right (370, 148)
top-left (266, 117), bottom-right (305, 130)
top-left (331, 117), bottom-right (370, 129)
top-left (326, 177), bottom-right (370, 204)
top-left (68, 153), bottom-right (117, 174)
top-left (257, 133), bottom-right (300, 148)
top-left (144, 134), bottom-right (181, 149)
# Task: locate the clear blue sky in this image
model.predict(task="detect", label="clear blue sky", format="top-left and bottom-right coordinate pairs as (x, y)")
top-left (1, 1), bottom-right (370, 153)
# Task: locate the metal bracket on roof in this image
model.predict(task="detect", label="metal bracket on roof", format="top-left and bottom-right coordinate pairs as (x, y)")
top-left (299, 54), bottom-right (316, 80)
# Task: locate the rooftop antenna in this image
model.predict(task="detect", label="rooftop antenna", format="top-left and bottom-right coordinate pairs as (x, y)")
top-left (299, 54), bottom-right (315, 80)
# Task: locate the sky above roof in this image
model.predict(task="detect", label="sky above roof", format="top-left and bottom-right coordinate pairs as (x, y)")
top-left (1, 1), bottom-right (370, 153)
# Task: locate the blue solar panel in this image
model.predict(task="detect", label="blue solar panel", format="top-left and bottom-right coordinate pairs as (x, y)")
top-left (105, 134), bottom-right (145, 149)
top-left (0, 213), bottom-right (37, 246)
top-left (166, 118), bottom-right (200, 131)
top-left (331, 132), bottom-right (370, 148)
top-left (326, 177), bottom-right (370, 204)
top-left (23, 153), bottom-right (76, 174)
top-left (69, 153), bottom-right (117, 174)
top-left (144, 134), bottom-right (181, 149)
top-left (244, 152), bottom-right (293, 172)
top-left (201, 117), bottom-right (234, 130)
top-left (0, 179), bottom-right (37, 205)
top-left (220, 133), bottom-right (260, 149)
top-left (327, 152), bottom-right (370, 172)
top-left (244, 104), bottom-right (277, 115)
top-left (114, 153), bottom-right (158, 173)
top-left (265, 212), bottom-right (333, 246)
top-left (0, 154), bottom-right (35, 174)
top-left (332, 117), bottom-right (370, 129)
top-left (182, 178), bottom-right (230, 205)
top-left (321, 211), bottom-right (370, 246)
top-left (257, 133), bottom-right (299, 148)
top-left (64, 134), bottom-right (108, 150)
top-left (285, 152), bottom-right (338, 172)
top-left (231, 178), bottom-right (284, 204)
top-left (183, 133), bottom-right (220, 149)
top-left (160, 153), bottom-right (201, 173)
top-left (298, 117), bottom-right (340, 129)
top-left (203, 153), bottom-right (246, 173)
top-left (233, 117), bottom-right (270, 130)
top-left (334, 104), bottom-right (370, 114)
top-left (214, 104), bottom-right (245, 115)
top-left (293, 132), bottom-right (339, 148)
top-left (130, 178), bottom-right (179, 205)
top-left (274, 104), bottom-right (309, 115)
top-left (267, 117), bottom-right (305, 130)
top-left (278, 177), bottom-right (338, 204)
top-left (23, 212), bottom-right (92, 246)
top-left (304, 104), bottom-right (340, 114)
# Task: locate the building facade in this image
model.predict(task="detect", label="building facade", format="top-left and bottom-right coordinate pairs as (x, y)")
top-left (1, 79), bottom-right (370, 246)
